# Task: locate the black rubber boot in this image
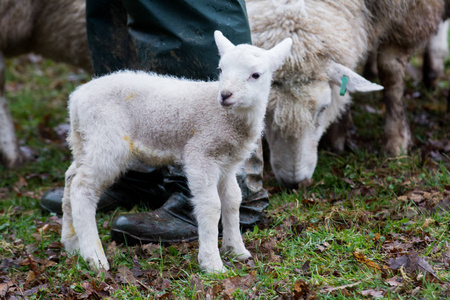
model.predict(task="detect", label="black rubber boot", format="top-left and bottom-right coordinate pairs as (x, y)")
top-left (110, 143), bottom-right (269, 244)
top-left (237, 141), bottom-right (269, 230)
top-left (40, 166), bottom-right (168, 215)
top-left (111, 192), bottom-right (198, 244)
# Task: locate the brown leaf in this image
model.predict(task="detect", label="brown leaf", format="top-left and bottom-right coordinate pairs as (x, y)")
top-left (14, 176), bottom-right (28, 190)
top-left (410, 286), bottom-right (421, 297)
top-left (352, 251), bottom-right (388, 272)
top-left (293, 279), bottom-right (316, 300)
top-left (222, 277), bottom-right (240, 300)
top-left (319, 282), bottom-right (361, 294)
top-left (385, 276), bottom-right (403, 287)
top-left (190, 274), bottom-right (205, 298)
top-left (24, 270), bottom-right (37, 289)
top-left (442, 244), bottom-right (450, 267)
top-left (388, 251), bottom-right (442, 282)
top-left (360, 288), bottom-right (384, 298)
top-left (221, 273), bottom-right (256, 299)
top-left (0, 281), bottom-right (14, 297)
top-left (117, 266), bottom-right (137, 285)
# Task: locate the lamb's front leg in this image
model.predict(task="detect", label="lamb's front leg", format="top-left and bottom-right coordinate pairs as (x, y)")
top-left (219, 173), bottom-right (251, 261)
top-left (186, 164), bottom-right (225, 273)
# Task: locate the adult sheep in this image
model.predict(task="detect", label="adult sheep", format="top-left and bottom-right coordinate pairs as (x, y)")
top-left (0, 0), bottom-right (92, 168)
top-left (247, 0), bottom-right (447, 188)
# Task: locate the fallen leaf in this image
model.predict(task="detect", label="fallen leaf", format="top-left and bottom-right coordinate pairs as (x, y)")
top-left (0, 281), bottom-right (13, 297)
top-left (360, 288), bottom-right (384, 298)
top-left (24, 270), bottom-right (37, 289)
top-left (320, 281), bottom-right (361, 294)
top-left (385, 276), bottom-right (403, 287)
top-left (293, 279), bottom-right (316, 300)
top-left (410, 286), bottom-right (421, 297)
top-left (388, 251), bottom-right (442, 282)
top-left (352, 251), bottom-right (388, 272)
top-left (116, 266), bottom-right (136, 285)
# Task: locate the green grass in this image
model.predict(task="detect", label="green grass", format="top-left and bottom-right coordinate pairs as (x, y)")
top-left (0, 54), bottom-right (449, 299)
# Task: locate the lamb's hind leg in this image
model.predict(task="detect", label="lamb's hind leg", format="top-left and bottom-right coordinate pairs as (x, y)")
top-left (70, 164), bottom-right (119, 271)
top-left (219, 172), bottom-right (251, 261)
top-left (377, 44), bottom-right (411, 156)
top-left (0, 52), bottom-right (23, 168)
top-left (61, 162), bottom-right (79, 254)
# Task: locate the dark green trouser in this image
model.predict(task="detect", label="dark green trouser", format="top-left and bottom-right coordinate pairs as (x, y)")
top-left (85, 0), bottom-right (268, 232)
top-left (86, 0), bottom-right (251, 79)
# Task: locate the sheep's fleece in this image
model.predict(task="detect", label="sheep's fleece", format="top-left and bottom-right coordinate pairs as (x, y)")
top-left (0, 0), bottom-right (91, 168)
top-left (247, 0), bottom-right (447, 188)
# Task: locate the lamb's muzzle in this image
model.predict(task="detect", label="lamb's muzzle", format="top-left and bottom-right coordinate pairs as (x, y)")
top-left (220, 91), bottom-right (233, 106)
top-left (61, 30), bottom-right (292, 273)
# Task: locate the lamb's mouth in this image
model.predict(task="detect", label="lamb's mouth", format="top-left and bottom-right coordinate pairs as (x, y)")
top-left (220, 100), bottom-right (236, 107)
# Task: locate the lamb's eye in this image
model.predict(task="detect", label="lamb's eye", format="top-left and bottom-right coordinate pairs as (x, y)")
top-left (251, 73), bottom-right (260, 79)
top-left (218, 68), bottom-right (222, 73)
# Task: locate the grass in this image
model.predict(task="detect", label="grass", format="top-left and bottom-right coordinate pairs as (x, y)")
top-left (0, 54), bottom-right (449, 299)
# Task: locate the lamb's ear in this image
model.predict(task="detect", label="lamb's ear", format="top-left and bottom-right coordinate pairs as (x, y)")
top-left (327, 62), bottom-right (384, 94)
top-left (214, 31), bottom-right (235, 56)
top-left (268, 38), bottom-right (293, 71)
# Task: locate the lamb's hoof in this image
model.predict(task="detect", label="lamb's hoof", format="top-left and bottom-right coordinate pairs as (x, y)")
top-left (62, 236), bottom-right (80, 254)
top-left (201, 262), bottom-right (228, 274)
top-left (235, 249), bottom-right (252, 262)
top-left (221, 245), bottom-right (252, 261)
top-left (85, 255), bottom-right (110, 272)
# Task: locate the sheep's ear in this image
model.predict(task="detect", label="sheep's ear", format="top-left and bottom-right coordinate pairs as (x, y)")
top-left (327, 62), bottom-right (384, 94)
top-left (215, 31), bottom-right (235, 56)
top-left (267, 38), bottom-right (293, 71)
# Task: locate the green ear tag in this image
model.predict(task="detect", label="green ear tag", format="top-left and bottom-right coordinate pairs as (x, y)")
top-left (340, 75), bottom-right (348, 96)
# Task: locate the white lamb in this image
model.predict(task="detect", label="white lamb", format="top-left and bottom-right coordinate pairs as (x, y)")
top-left (61, 31), bottom-right (292, 273)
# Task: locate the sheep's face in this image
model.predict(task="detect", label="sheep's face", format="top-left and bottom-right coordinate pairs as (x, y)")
top-left (214, 31), bottom-right (292, 111)
top-left (266, 62), bottom-right (383, 188)
top-left (265, 80), bottom-right (335, 188)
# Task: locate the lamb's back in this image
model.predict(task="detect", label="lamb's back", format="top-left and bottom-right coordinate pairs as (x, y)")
top-left (69, 71), bottom-right (235, 159)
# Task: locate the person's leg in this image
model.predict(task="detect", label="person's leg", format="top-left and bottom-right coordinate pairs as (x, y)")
top-left (43, 0), bottom-right (269, 244)
top-left (40, 0), bottom-right (167, 214)
top-left (110, 0), bottom-right (269, 243)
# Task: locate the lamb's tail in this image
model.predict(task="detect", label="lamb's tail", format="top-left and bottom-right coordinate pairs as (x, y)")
top-left (67, 103), bottom-right (83, 161)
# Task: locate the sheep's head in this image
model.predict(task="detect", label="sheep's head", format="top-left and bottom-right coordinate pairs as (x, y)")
top-left (266, 61), bottom-right (383, 188)
top-left (214, 31), bottom-right (292, 111)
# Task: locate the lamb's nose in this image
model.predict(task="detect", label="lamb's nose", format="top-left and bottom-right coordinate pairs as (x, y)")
top-left (221, 92), bottom-right (233, 101)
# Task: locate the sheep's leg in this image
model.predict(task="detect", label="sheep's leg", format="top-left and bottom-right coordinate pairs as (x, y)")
top-left (61, 162), bottom-right (79, 253)
top-left (185, 161), bottom-right (225, 273)
top-left (0, 52), bottom-right (23, 168)
top-left (377, 44), bottom-right (410, 156)
top-left (321, 109), bottom-right (353, 153)
top-left (423, 20), bottom-right (449, 89)
top-left (70, 166), bottom-right (111, 271)
top-left (219, 172), bottom-right (251, 261)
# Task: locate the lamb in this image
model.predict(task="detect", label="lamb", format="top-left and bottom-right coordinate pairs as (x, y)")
top-left (0, 0), bottom-right (92, 168)
top-left (247, 0), bottom-right (447, 188)
top-left (61, 31), bottom-right (292, 273)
